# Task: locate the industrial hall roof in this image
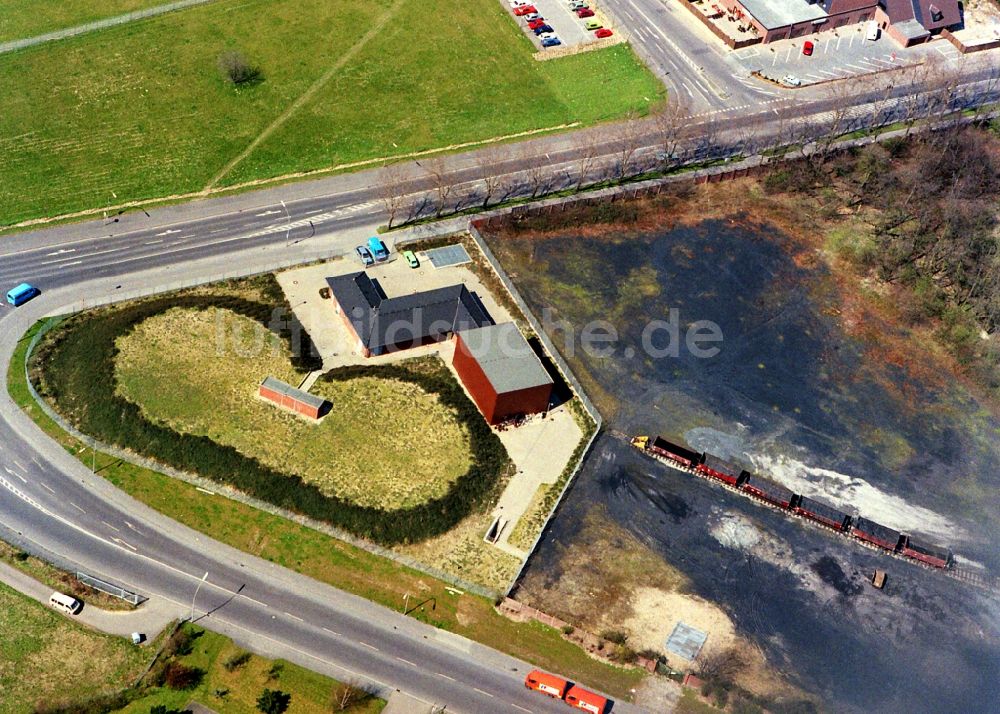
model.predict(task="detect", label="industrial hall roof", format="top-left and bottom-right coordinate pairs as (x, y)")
top-left (327, 272), bottom-right (492, 352)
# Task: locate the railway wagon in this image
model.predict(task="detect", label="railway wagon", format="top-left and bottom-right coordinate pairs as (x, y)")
top-left (741, 473), bottom-right (795, 508)
top-left (648, 436), bottom-right (703, 467)
top-left (793, 495), bottom-right (851, 531)
top-left (525, 670), bottom-right (569, 698)
top-left (697, 454), bottom-right (745, 486)
top-left (900, 536), bottom-right (951, 568)
top-left (852, 516), bottom-right (904, 552)
top-left (565, 685), bottom-right (609, 714)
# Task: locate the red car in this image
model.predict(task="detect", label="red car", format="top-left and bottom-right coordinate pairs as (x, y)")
top-left (513, 4), bottom-right (536, 15)
top-left (595, 28), bottom-right (613, 38)
top-left (527, 18), bottom-right (546, 29)
top-left (803, 40), bottom-right (814, 55)
top-left (576, 7), bottom-right (595, 17)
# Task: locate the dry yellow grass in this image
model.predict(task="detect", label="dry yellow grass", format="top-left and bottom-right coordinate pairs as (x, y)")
top-left (114, 307), bottom-right (470, 510)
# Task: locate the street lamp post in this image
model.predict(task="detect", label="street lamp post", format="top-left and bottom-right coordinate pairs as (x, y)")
top-left (190, 571), bottom-right (208, 622)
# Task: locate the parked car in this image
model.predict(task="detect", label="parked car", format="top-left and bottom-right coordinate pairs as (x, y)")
top-left (533, 23), bottom-right (554, 34)
top-left (576, 7), bottom-right (595, 17)
top-left (595, 27), bottom-right (613, 38)
top-left (527, 18), bottom-right (546, 28)
top-left (865, 20), bottom-right (879, 41)
top-left (569, 0), bottom-right (588, 7)
top-left (523, 11), bottom-right (541, 20)
top-left (780, 74), bottom-right (802, 87)
top-left (585, 19), bottom-right (602, 29)
top-left (539, 31), bottom-right (557, 40)
top-left (513, 4), bottom-right (536, 15)
top-left (541, 36), bottom-right (562, 47)
top-left (355, 245), bottom-right (374, 266)
top-left (802, 40), bottom-right (814, 55)
top-left (403, 250), bottom-right (420, 269)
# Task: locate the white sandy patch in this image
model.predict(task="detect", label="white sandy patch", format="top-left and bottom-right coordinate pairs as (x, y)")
top-left (752, 453), bottom-right (963, 542)
top-left (622, 587), bottom-right (737, 664)
top-left (952, 554), bottom-right (987, 570)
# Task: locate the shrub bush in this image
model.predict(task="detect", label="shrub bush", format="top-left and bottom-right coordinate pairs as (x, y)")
top-left (31, 282), bottom-right (506, 545)
top-left (600, 630), bottom-right (628, 645)
top-left (224, 650), bottom-right (252, 672)
top-left (163, 662), bottom-right (204, 690)
top-left (218, 50), bottom-right (262, 86)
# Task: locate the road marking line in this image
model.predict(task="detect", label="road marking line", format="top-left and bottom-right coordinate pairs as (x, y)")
top-left (512, 705), bottom-right (532, 713)
top-left (111, 537), bottom-right (137, 551)
top-left (144, 239), bottom-right (163, 245)
top-left (436, 673), bottom-right (456, 681)
top-left (70, 502), bottom-right (85, 513)
top-left (45, 248), bottom-right (76, 256)
top-left (12, 460), bottom-right (25, 470)
top-left (285, 612), bottom-right (304, 622)
top-left (240, 595), bottom-right (269, 608)
top-left (359, 641), bottom-right (379, 651)
top-left (102, 520), bottom-right (120, 532)
top-left (322, 627), bottom-right (341, 635)
top-left (396, 657), bottom-right (417, 667)
top-left (41, 483), bottom-right (54, 494)
top-left (154, 229), bottom-right (180, 237)
top-left (473, 688), bottom-right (494, 698)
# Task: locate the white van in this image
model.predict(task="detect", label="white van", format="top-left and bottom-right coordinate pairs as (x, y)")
top-left (49, 591), bottom-right (82, 615)
top-left (866, 21), bottom-right (879, 41)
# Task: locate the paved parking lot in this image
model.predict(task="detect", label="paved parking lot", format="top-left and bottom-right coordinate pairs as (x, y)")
top-left (506, 0), bottom-right (600, 50)
top-left (732, 23), bottom-right (941, 86)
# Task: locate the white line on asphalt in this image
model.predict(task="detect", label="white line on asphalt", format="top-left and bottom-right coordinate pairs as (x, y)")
top-left (322, 627), bottom-right (341, 636)
top-left (396, 657), bottom-right (417, 667)
top-left (102, 520), bottom-right (120, 532)
top-left (436, 673), bottom-right (456, 682)
top-left (83, 247), bottom-right (122, 258)
top-left (144, 240), bottom-right (163, 245)
top-left (70, 502), bottom-right (86, 513)
top-left (111, 537), bottom-right (137, 551)
top-left (474, 688), bottom-right (494, 698)
top-left (124, 520), bottom-right (143, 534)
top-left (286, 612), bottom-right (304, 622)
top-left (40, 483), bottom-right (54, 494)
top-left (359, 641), bottom-right (379, 651)
top-left (682, 82), bottom-right (693, 97)
top-left (154, 229), bottom-right (181, 237)
top-left (11, 459), bottom-right (24, 471)
top-left (512, 705), bottom-right (532, 713)
top-left (836, 35), bottom-right (843, 51)
top-left (39, 256), bottom-right (82, 266)
top-left (209, 228), bottom-right (226, 234)
top-left (45, 248), bottom-right (76, 256)
top-left (240, 595), bottom-right (269, 608)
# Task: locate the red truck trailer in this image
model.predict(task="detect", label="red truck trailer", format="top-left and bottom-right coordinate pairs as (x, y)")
top-left (566, 685), bottom-right (609, 714)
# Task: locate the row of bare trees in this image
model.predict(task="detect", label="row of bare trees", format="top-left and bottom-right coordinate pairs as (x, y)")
top-left (375, 58), bottom-right (998, 227)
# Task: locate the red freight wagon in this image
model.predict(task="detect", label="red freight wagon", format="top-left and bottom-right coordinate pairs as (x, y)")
top-left (566, 685), bottom-right (609, 714)
top-left (649, 436), bottom-right (702, 467)
top-left (741, 473), bottom-right (794, 508)
top-left (900, 536), bottom-right (951, 568)
top-left (697, 454), bottom-right (743, 485)
top-left (525, 670), bottom-right (569, 699)
top-left (851, 516), bottom-right (903, 551)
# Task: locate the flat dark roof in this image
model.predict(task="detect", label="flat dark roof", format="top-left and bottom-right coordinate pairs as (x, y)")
top-left (328, 272), bottom-right (492, 352)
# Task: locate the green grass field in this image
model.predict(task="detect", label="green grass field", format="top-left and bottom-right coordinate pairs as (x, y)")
top-left (114, 307), bottom-right (470, 510)
top-left (0, 0), bottom-right (169, 43)
top-left (121, 625), bottom-right (385, 714)
top-left (0, 0), bottom-right (662, 226)
top-left (0, 581), bottom-right (148, 713)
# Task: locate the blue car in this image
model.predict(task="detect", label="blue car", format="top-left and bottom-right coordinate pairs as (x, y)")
top-left (541, 36), bottom-right (561, 47)
top-left (6, 282), bottom-right (39, 306)
top-left (355, 245), bottom-right (374, 267)
top-left (533, 23), bottom-right (553, 34)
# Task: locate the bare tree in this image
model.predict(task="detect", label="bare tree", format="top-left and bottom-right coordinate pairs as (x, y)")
top-left (518, 143), bottom-right (550, 199)
top-left (612, 112), bottom-right (645, 180)
top-left (423, 157), bottom-right (456, 217)
top-left (476, 144), bottom-right (511, 208)
top-left (696, 647), bottom-right (745, 683)
top-left (651, 101), bottom-right (689, 172)
top-left (570, 130), bottom-right (600, 192)
top-left (331, 681), bottom-right (375, 711)
top-left (376, 162), bottom-right (407, 228)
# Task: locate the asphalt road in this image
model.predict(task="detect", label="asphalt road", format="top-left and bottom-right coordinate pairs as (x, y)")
top-left (0, 62), bottom-right (997, 713)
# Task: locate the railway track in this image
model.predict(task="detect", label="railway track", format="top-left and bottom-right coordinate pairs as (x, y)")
top-left (609, 430), bottom-right (1000, 595)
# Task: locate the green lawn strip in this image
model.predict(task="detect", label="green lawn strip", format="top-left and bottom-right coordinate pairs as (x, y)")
top-left (0, 0), bottom-right (170, 43)
top-left (0, 581), bottom-right (148, 713)
top-left (9, 319), bottom-right (645, 699)
top-left (0, 0), bottom-right (661, 226)
top-left (120, 624), bottom-right (385, 714)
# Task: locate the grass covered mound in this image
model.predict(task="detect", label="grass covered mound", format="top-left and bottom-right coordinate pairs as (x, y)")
top-left (114, 307), bottom-right (471, 510)
top-left (31, 280), bottom-right (509, 544)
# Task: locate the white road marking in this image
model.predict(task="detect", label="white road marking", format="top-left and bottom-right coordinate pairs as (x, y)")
top-left (102, 520), bottom-right (120, 533)
top-left (144, 239), bottom-right (163, 245)
top-left (512, 705), bottom-right (533, 713)
top-left (70, 502), bottom-right (85, 513)
top-left (359, 641), bottom-right (379, 651)
top-left (111, 536), bottom-right (137, 551)
top-left (255, 209), bottom-right (283, 217)
top-left (322, 627), bottom-right (341, 635)
top-left (124, 521), bottom-right (144, 535)
top-left (154, 228), bottom-right (181, 237)
top-left (285, 612), bottom-right (304, 622)
top-left (396, 657), bottom-right (417, 667)
top-left (41, 483), bottom-right (54, 494)
top-left (436, 673), bottom-right (456, 681)
top-left (45, 248), bottom-right (76, 256)
top-left (240, 595), bottom-right (269, 608)
top-left (474, 688), bottom-right (494, 698)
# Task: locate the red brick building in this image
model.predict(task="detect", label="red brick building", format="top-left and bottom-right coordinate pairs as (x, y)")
top-left (258, 376), bottom-right (327, 420)
top-left (453, 323), bottom-right (553, 425)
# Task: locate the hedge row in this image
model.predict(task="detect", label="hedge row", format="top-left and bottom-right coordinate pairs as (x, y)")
top-left (31, 289), bottom-right (508, 544)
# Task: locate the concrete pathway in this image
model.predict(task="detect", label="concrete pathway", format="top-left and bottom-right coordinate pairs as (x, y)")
top-left (0, 0), bottom-right (217, 55)
top-left (0, 560), bottom-right (181, 639)
top-left (381, 691), bottom-right (438, 714)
